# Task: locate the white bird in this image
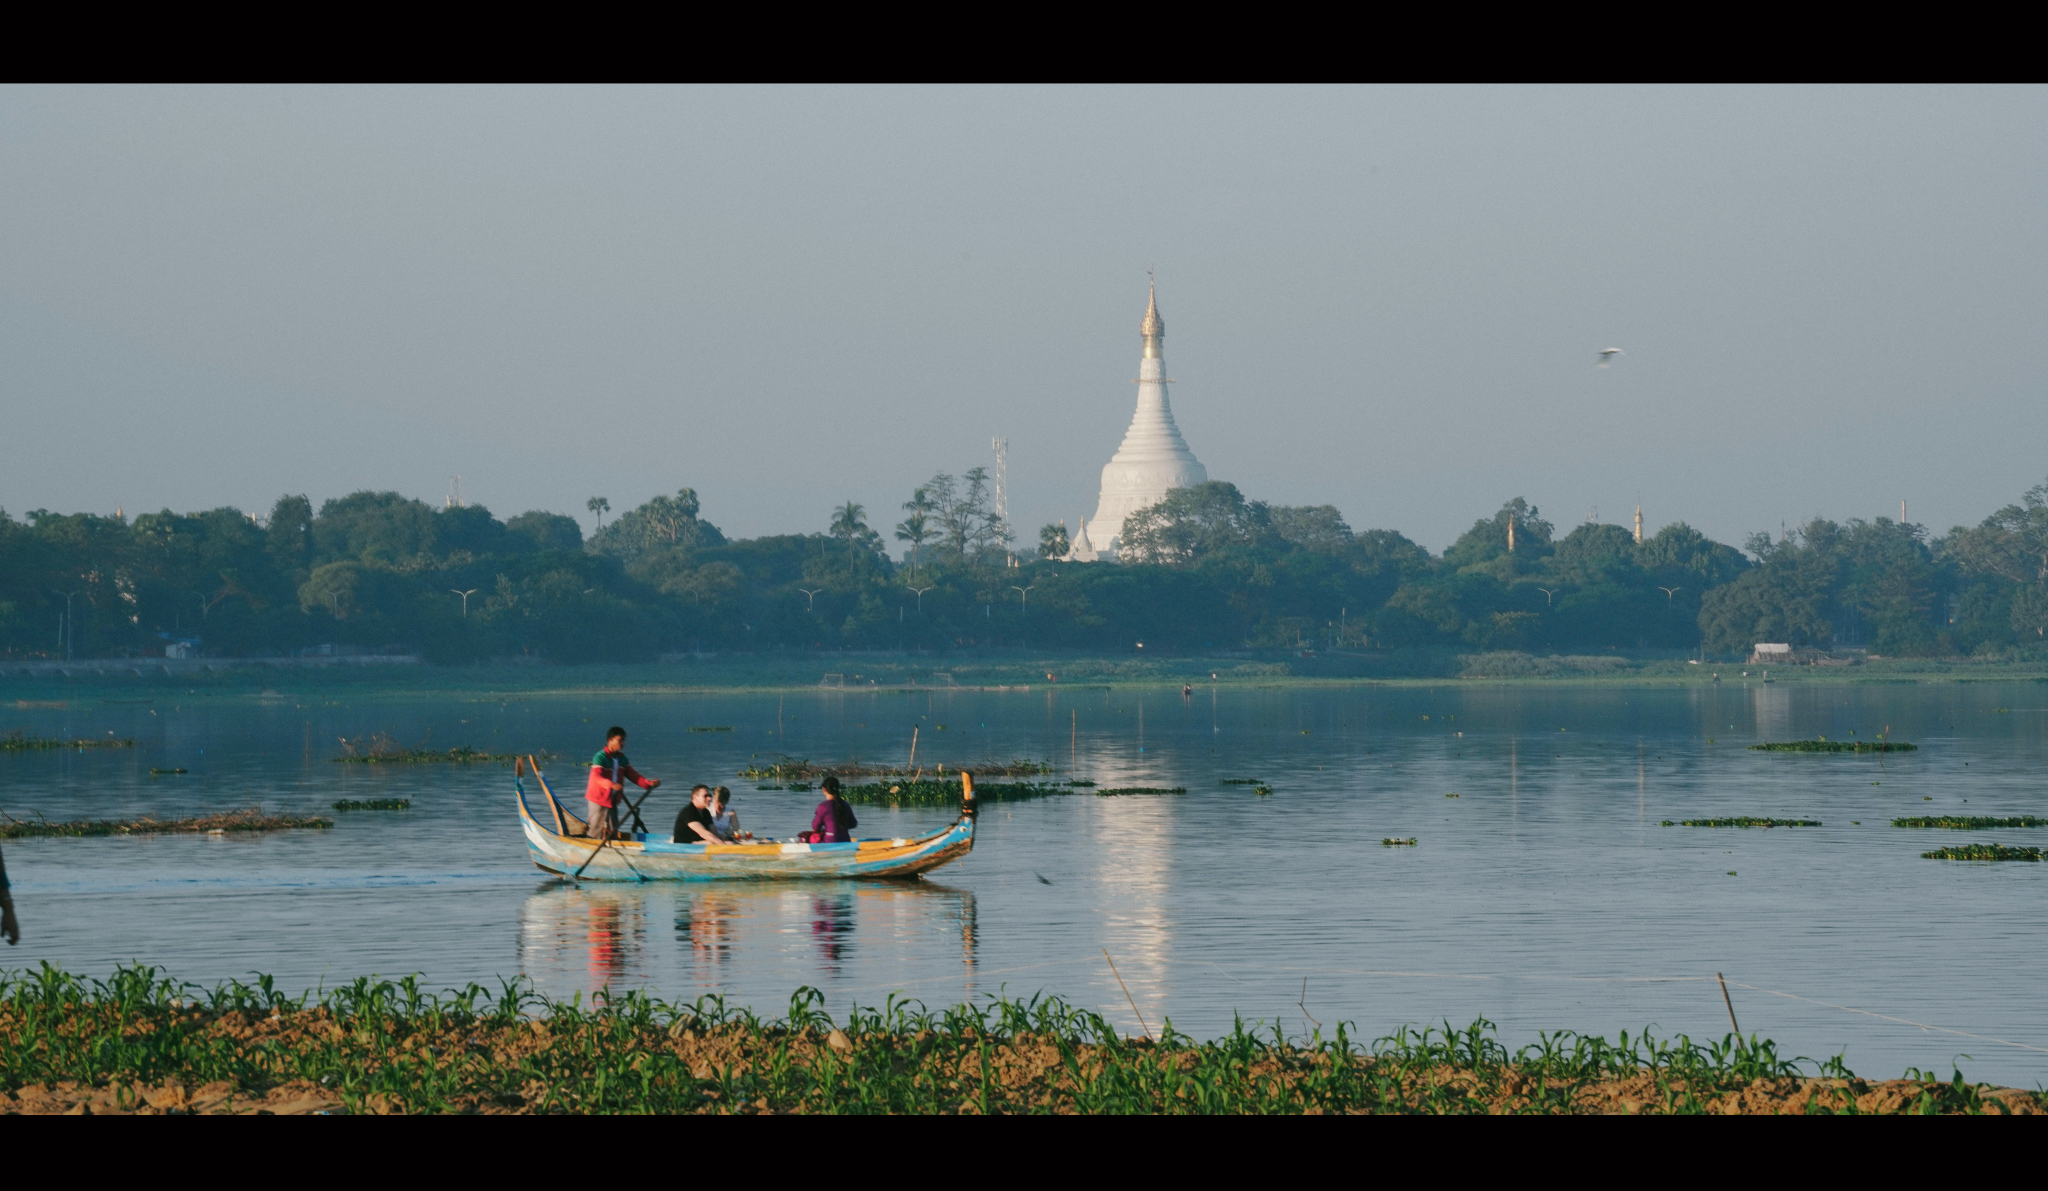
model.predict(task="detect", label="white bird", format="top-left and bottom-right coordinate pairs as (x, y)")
top-left (1597, 348), bottom-right (1624, 368)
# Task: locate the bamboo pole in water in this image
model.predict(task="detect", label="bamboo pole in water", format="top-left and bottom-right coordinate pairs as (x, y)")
top-left (1104, 949), bottom-right (1153, 1043)
top-left (1718, 972), bottom-right (1742, 1038)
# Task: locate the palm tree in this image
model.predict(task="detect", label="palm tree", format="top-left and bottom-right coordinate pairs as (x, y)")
top-left (830, 501), bottom-right (868, 569)
top-left (586, 496), bottom-right (610, 527)
top-left (897, 487), bottom-right (937, 578)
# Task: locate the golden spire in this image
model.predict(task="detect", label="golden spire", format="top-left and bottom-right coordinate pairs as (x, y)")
top-left (1140, 275), bottom-right (1164, 359)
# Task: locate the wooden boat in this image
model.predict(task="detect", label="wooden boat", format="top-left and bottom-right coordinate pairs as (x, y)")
top-left (514, 756), bottom-right (977, 882)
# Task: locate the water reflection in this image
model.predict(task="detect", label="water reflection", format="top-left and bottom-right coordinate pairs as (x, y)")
top-left (808, 890), bottom-right (855, 968)
top-left (516, 880), bottom-right (979, 1001)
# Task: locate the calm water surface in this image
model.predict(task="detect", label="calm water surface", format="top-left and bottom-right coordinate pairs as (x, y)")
top-left (4, 679), bottom-right (2045, 1085)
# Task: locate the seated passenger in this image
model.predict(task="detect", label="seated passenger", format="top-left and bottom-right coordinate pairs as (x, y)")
top-left (710, 786), bottom-right (744, 841)
top-left (808, 776), bottom-right (858, 844)
top-left (672, 785), bottom-right (721, 844)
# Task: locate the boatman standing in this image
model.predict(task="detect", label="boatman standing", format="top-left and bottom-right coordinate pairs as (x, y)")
top-left (586, 726), bottom-right (660, 839)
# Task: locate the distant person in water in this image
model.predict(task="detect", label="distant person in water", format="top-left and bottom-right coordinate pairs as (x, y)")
top-left (674, 784), bottom-right (721, 843)
top-left (809, 776), bottom-right (858, 844)
top-left (585, 727), bottom-right (659, 839)
top-left (1, 846), bottom-right (18, 945)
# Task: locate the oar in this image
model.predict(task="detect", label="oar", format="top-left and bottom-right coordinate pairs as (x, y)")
top-left (571, 824), bottom-right (617, 880)
top-left (570, 786), bottom-right (659, 881)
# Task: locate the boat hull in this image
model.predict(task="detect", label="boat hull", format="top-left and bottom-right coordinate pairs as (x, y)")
top-left (516, 762), bottom-right (974, 882)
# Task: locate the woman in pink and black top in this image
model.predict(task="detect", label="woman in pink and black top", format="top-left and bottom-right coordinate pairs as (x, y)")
top-left (808, 775), bottom-right (858, 843)
top-left (586, 726), bottom-right (660, 839)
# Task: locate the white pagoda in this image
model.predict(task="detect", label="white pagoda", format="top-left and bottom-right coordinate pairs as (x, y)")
top-left (1070, 283), bottom-right (1207, 561)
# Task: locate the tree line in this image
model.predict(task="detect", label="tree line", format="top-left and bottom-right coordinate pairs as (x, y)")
top-left (5, 473), bottom-right (2048, 663)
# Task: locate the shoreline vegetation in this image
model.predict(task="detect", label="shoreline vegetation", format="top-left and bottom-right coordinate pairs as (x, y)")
top-left (9, 653), bottom-right (2048, 702)
top-left (0, 966), bottom-right (2037, 1116)
top-left (0, 809), bottom-right (332, 840)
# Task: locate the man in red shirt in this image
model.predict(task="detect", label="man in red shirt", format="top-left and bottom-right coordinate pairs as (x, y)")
top-left (585, 726), bottom-right (660, 839)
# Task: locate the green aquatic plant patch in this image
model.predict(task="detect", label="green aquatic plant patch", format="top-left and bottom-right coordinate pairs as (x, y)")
top-left (7, 964), bottom-right (2031, 1114)
top-left (1921, 843), bottom-right (2043, 862)
top-left (0, 732), bottom-right (135, 752)
top-left (332, 799), bottom-right (411, 811)
top-left (0, 810), bottom-right (331, 840)
top-left (1095, 787), bottom-right (1187, 797)
top-left (1382, 837), bottom-right (1418, 846)
top-left (687, 726), bottom-right (735, 732)
top-left (1220, 778), bottom-right (1264, 786)
top-left (1065, 780), bottom-right (1097, 787)
top-left (1666, 818), bottom-right (1823, 828)
top-left (1748, 740), bottom-right (1916, 753)
top-left (148, 767), bottom-right (187, 776)
top-left (1893, 816), bottom-right (2048, 830)
top-left (839, 780), bottom-right (1063, 807)
top-left (738, 756), bottom-right (1057, 781)
top-left (331, 745), bottom-right (529, 766)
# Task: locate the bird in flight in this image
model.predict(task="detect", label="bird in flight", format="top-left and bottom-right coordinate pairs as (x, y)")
top-left (1598, 348), bottom-right (1624, 368)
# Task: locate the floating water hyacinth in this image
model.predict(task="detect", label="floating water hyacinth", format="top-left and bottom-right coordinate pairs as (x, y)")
top-left (1749, 740), bottom-right (1915, 753)
top-left (1095, 787), bottom-right (1187, 797)
top-left (1921, 843), bottom-right (2043, 862)
top-left (1893, 816), bottom-right (2048, 829)
top-left (1220, 778), bottom-right (1264, 786)
top-left (0, 809), bottom-right (331, 839)
top-left (332, 737), bottom-right (535, 765)
top-left (148, 767), bottom-right (188, 776)
top-left (738, 756), bottom-right (1056, 780)
top-left (1, 732), bottom-right (135, 752)
top-left (333, 799), bottom-right (411, 811)
top-left (1382, 837), bottom-right (1418, 847)
top-left (1665, 818), bottom-right (1822, 828)
top-left (840, 780), bottom-right (1064, 807)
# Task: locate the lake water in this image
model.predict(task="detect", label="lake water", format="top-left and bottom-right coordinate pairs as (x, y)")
top-left (4, 678), bottom-right (2045, 1086)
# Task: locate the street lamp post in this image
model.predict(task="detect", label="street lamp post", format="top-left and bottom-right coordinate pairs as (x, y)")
top-left (908, 586), bottom-right (935, 614)
top-left (798, 588), bottom-right (822, 612)
top-left (1009, 584), bottom-right (1035, 614)
top-left (451, 588), bottom-right (478, 617)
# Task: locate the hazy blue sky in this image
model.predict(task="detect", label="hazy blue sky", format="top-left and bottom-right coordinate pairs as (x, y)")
top-left (4, 85), bottom-right (2043, 554)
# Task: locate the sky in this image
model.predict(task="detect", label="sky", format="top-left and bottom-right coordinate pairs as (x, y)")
top-left (3, 85), bottom-right (2044, 555)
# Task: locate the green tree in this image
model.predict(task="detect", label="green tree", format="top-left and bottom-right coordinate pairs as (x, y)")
top-left (590, 489), bottom-right (724, 562)
top-left (1119, 482), bottom-right (1270, 565)
top-left (505, 511), bottom-right (583, 552)
top-left (830, 501), bottom-right (869, 568)
top-left (1039, 521), bottom-right (1071, 560)
top-left (896, 487), bottom-right (937, 577)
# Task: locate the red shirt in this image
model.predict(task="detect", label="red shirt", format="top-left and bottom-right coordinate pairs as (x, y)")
top-left (585, 748), bottom-right (653, 807)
